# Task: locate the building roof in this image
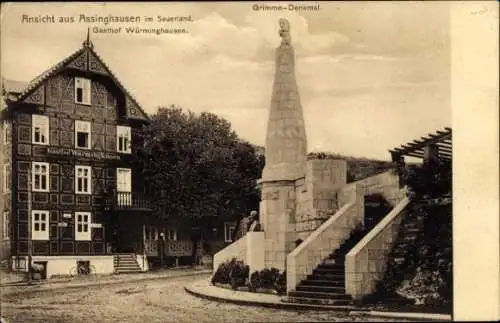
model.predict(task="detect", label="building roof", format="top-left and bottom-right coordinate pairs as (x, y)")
top-left (2, 34), bottom-right (149, 121)
top-left (1, 79), bottom-right (28, 94)
top-left (389, 127), bottom-right (452, 162)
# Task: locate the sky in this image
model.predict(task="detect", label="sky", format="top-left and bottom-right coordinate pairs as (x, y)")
top-left (0, 2), bottom-right (451, 161)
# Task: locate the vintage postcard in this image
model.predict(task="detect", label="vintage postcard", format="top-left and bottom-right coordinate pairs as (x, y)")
top-left (0, 2), bottom-right (498, 322)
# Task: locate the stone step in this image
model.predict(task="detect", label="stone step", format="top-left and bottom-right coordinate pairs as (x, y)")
top-left (115, 269), bottom-right (142, 274)
top-left (114, 260), bottom-right (139, 264)
top-left (323, 258), bottom-right (344, 266)
top-left (114, 259), bottom-right (137, 263)
top-left (300, 280), bottom-right (344, 287)
top-left (313, 267), bottom-right (344, 275)
top-left (317, 263), bottom-right (344, 270)
top-left (114, 264), bottom-right (139, 268)
top-left (284, 296), bottom-right (353, 306)
top-left (330, 249), bottom-right (350, 257)
top-left (115, 264), bottom-right (141, 269)
top-left (115, 266), bottom-right (141, 270)
top-left (288, 291), bottom-right (352, 300)
top-left (296, 285), bottom-right (345, 294)
top-left (327, 254), bottom-right (345, 261)
top-left (307, 273), bottom-right (344, 281)
top-left (114, 256), bottom-right (137, 260)
top-left (114, 264), bottom-right (140, 268)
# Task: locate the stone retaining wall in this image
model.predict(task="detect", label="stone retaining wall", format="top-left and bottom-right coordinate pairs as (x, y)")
top-left (345, 197), bottom-right (410, 299)
top-left (347, 170), bottom-right (407, 206)
top-left (212, 232), bottom-right (265, 278)
top-left (286, 184), bottom-right (364, 292)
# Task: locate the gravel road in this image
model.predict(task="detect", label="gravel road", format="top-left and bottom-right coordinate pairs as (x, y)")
top-left (1, 274), bottom-right (414, 323)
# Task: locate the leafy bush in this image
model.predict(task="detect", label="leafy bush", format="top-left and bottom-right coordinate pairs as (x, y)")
top-left (229, 261), bottom-right (249, 290)
top-left (274, 270), bottom-right (287, 296)
top-left (249, 268), bottom-right (287, 295)
top-left (211, 258), bottom-right (249, 290)
top-left (212, 258), bottom-right (237, 285)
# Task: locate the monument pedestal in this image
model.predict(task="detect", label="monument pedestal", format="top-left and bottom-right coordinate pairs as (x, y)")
top-left (259, 179), bottom-right (298, 271)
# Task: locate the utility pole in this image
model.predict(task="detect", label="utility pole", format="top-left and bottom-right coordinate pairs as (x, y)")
top-left (27, 167), bottom-right (33, 284)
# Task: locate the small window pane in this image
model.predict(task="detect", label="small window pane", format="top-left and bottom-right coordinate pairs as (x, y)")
top-left (76, 88), bottom-right (83, 102)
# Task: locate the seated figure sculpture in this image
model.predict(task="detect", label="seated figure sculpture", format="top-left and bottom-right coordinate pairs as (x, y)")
top-left (233, 211), bottom-right (261, 241)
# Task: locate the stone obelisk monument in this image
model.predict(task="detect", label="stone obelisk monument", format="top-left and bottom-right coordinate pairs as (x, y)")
top-left (259, 19), bottom-right (307, 271)
top-left (261, 18), bottom-right (307, 182)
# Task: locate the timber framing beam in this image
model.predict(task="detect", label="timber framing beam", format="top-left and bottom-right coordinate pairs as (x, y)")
top-left (389, 127), bottom-right (453, 162)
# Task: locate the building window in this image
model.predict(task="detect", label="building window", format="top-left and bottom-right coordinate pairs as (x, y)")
top-left (32, 115), bottom-right (49, 145)
top-left (32, 210), bottom-right (49, 240)
top-left (75, 77), bottom-right (91, 105)
top-left (3, 121), bottom-right (11, 145)
top-left (2, 211), bottom-right (9, 240)
top-left (75, 120), bottom-right (91, 149)
top-left (167, 229), bottom-right (177, 241)
top-left (75, 212), bottom-right (91, 241)
top-left (32, 162), bottom-right (49, 192)
top-left (224, 222), bottom-right (235, 243)
top-left (75, 166), bottom-right (91, 194)
top-left (3, 164), bottom-right (10, 192)
top-left (116, 168), bottom-right (132, 193)
top-left (117, 126), bottom-right (132, 153)
top-left (145, 225), bottom-right (158, 240)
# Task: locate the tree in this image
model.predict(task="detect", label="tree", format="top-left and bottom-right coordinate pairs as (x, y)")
top-left (132, 106), bottom-right (264, 264)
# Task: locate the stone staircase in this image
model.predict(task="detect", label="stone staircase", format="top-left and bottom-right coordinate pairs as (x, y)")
top-left (113, 254), bottom-right (142, 274)
top-left (368, 202), bottom-right (452, 308)
top-left (286, 194), bottom-right (393, 305)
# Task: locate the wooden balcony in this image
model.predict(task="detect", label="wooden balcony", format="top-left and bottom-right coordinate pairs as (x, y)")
top-left (104, 191), bottom-right (153, 211)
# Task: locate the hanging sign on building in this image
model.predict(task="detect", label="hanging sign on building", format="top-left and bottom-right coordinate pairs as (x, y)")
top-left (46, 147), bottom-right (121, 160)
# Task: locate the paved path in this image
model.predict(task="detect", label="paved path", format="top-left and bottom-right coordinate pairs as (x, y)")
top-left (186, 279), bottom-right (451, 322)
top-left (1, 273), bottom-right (410, 323)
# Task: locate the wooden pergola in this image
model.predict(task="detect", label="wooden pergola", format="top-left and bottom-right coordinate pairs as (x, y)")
top-left (389, 127), bottom-right (452, 163)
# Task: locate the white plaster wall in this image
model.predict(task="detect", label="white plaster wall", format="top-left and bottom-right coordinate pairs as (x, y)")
top-left (12, 256), bottom-right (114, 278)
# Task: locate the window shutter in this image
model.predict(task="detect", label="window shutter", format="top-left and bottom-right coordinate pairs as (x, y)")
top-left (83, 79), bottom-right (91, 104)
top-left (117, 168), bottom-right (132, 193)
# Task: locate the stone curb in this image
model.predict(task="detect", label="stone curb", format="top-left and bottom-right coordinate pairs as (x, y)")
top-left (184, 283), bottom-right (356, 312)
top-left (349, 310), bottom-right (452, 322)
top-left (185, 281), bottom-right (452, 322)
top-left (2, 270), bottom-right (212, 297)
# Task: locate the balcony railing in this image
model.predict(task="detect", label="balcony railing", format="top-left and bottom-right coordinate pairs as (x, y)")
top-left (104, 191), bottom-right (153, 211)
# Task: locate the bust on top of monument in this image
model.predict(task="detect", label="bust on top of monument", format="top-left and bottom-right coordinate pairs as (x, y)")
top-left (279, 18), bottom-right (292, 46)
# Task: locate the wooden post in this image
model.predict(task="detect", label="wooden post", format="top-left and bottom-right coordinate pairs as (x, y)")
top-left (27, 167), bottom-right (32, 283)
top-left (159, 231), bottom-right (164, 268)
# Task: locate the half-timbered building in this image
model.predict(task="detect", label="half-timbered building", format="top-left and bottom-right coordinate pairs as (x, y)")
top-left (0, 34), bottom-right (156, 277)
